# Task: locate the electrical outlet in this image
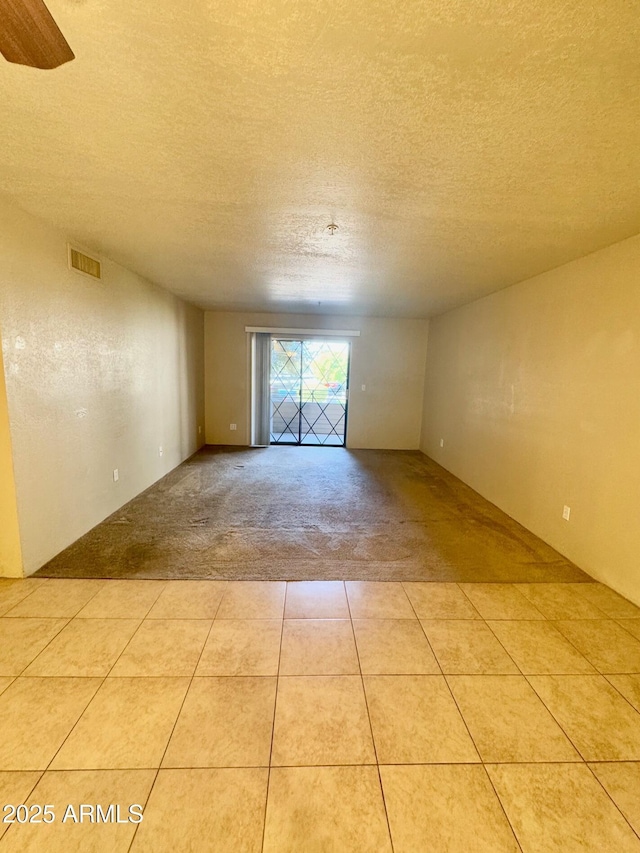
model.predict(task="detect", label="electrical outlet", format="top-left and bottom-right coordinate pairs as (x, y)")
top-left (159, 446), bottom-right (163, 457)
top-left (563, 505), bottom-right (571, 521)
top-left (113, 468), bottom-right (119, 482)
top-left (230, 423), bottom-right (237, 431)
top-left (361, 384), bottom-right (366, 391)
top-left (440, 438), bottom-right (444, 448)
top-left (198, 425), bottom-right (202, 435)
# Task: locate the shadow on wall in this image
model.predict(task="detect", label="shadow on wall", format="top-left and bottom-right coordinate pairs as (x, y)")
top-left (0, 335), bottom-right (24, 577)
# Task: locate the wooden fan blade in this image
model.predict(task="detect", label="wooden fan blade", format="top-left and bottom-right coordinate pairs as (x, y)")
top-left (0, 0), bottom-right (74, 69)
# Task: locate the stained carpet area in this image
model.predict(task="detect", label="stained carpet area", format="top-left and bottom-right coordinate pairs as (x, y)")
top-left (37, 446), bottom-right (591, 582)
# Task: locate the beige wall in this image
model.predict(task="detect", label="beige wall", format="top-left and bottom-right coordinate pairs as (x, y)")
top-left (0, 338), bottom-right (23, 577)
top-left (0, 198), bottom-right (205, 575)
top-left (205, 311), bottom-right (429, 449)
top-left (421, 234), bottom-right (640, 604)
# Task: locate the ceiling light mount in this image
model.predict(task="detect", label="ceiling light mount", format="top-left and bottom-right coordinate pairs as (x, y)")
top-left (325, 223), bottom-right (339, 235)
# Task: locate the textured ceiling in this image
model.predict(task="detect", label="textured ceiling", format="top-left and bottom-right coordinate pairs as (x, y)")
top-left (1, 0), bottom-right (639, 317)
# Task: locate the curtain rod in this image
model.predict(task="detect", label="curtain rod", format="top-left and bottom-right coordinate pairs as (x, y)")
top-left (245, 327), bottom-right (360, 336)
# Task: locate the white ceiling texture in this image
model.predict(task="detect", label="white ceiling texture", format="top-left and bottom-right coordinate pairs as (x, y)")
top-left (1, 0), bottom-right (639, 316)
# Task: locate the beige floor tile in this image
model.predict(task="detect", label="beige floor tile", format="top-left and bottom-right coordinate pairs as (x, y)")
top-left (132, 768), bottom-right (268, 853)
top-left (280, 620), bottom-right (358, 675)
top-left (5, 580), bottom-right (105, 618)
top-left (574, 583), bottom-right (640, 618)
top-left (76, 581), bottom-right (166, 619)
top-left (554, 620), bottom-right (640, 673)
top-left (488, 763), bottom-right (640, 853)
top-left (421, 619), bottom-right (519, 674)
top-left (196, 620), bottom-right (281, 676)
top-left (216, 582), bottom-right (286, 619)
top-left (364, 675), bottom-right (479, 764)
top-left (0, 580), bottom-right (46, 617)
top-left (403, 582), bottom-right (481, 619)
top-left (0, 618), bottom-right (68, 675)
top-left (264, 766), bottom-right (392, 853)
top-left (619, 619), bottom-right (640, 641)
top-left (1, 769), bottom-right (156, 852)
top-left (589, 762), bottom-right (640, 836)
top-left (285, 581), bottom-right (350, 619)
top-left (607, 674), bottom-right (640, 711)
top-left (381, 764), bottom-right (519, 853)
top-left (163, 677), bottom-right (276, 767)
top-left (272, 676), bottom-right (375, 766)
top-left (487, 620), bottom-right (595, 673)
top-left (0, 677), bottom-right (14, 696)
top-left (109, 620), bottom-right (211, 677)
top-left (528, 675), bottom-right (640, 760)
top-left (51, 677), bottom-right (189, 769)
top-left (515, 583), bottom-right (607, 619)
top-left (447, 675), bottom-right (579, 762)
top-left (24, 619), bottom-right (139, 677)
top-left (353, 619), bottom-right (439, 674)
top-left (146, 581), bottom-right (227, 619)
top-left (459, 583), bottom-right (545, 619)
top-left (0, 772), bottom-right (42, 839)
top-left (345, 582), bottom-right (415, 619)
top-left (0, 678), bottom-right (100, 770)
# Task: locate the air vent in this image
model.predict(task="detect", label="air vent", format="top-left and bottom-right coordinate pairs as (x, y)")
top-left (68, 244), bottom-right (101, 279)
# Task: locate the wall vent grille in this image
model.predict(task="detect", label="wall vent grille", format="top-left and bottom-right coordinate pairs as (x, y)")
top-left (68, 245), bottom-right (101, 279)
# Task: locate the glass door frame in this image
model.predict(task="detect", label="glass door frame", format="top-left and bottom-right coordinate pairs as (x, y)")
top-left (269, 334), bottom-right (352, 447)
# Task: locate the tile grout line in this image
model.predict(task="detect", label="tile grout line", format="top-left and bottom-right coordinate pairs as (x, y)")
top-left (408, 585), bottom-right (559, 853)
top-left (404, 586), bottom-right (526, 677)
top-left (0, 759), bottom-right (636, 772)
top-left (260, 582), bottom-right (288, 853)
top-left (520, 672), bottom-right (600, 767)
top-left (401, 585), bottom-right (445, 675)
top-left (439, 664), bottom-right (526, 853)
top-left (510, 612), bottom-right (640, 719)
top-left (38, 674), bottom-right (108, 774)
top-left (121, 770), bottom-right (157, 853)
top-left (23, 592), bottom-right (169, 847)
top-left (546, 617), bottom-right (640, 676)
top-left (476, 617), bottom-right (527, 677)
top-left (602, 673), bottom-right (640, 717)
top-left (0, 769), bottom-right (48, 847)
top-left (5, 578), bottom-right (109, 620)
top-left (584, 761), bottom-right (640, 843)
top-left (456, 581), bottom-right (548, 622)
top-left (126, 586), bottom-right (227, 853)
top-left (2, 578), bottom-right (111, 677)
top-left (570, 584), bottom-right (640, 619)
top-left (2, 581), bottom-right (120, 816)
top-left (507, 583), bottom-right (553, 619)
top-left (613, 618), bottom-right (640, 642)
top-left (473, 603), bottom-right (609, 765)
top-left (94, 617), bottom-right (147, 678)
top-left (361, 584), bottom-right (525, 853)
top-left (480, 614), bottom-right (599, 678)
top-left (451, 581), bottom-right (483, 619)
top-left (345, 583), bottom-right (396, 853)
top-left (31, 588), bottom-right (168, 728)
top-left (478, 765), bottom-right (526, 853)
top-left (0, 577), bottom-right (50, 617)
top-left (434, 643), bottom-right (525, 852)
top-left (0, 678), bottom-right (15, 698)
top-left (2, 580), bottom-right (640, 848)
top-left (9, 617), bottom-right (74, 679)
top-left (92, 584), bottom-right (168, 677)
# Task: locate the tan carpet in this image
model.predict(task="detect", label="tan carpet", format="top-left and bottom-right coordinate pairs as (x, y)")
top-left (36, 446), bottom-right (591, 582)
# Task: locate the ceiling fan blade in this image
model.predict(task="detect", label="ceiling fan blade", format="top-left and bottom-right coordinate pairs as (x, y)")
top-left (0, 0), bottom-right (74, 69)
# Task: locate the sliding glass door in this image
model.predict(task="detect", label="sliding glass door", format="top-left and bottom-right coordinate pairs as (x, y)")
top-left (270, 338), bottom-right (350, 446)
